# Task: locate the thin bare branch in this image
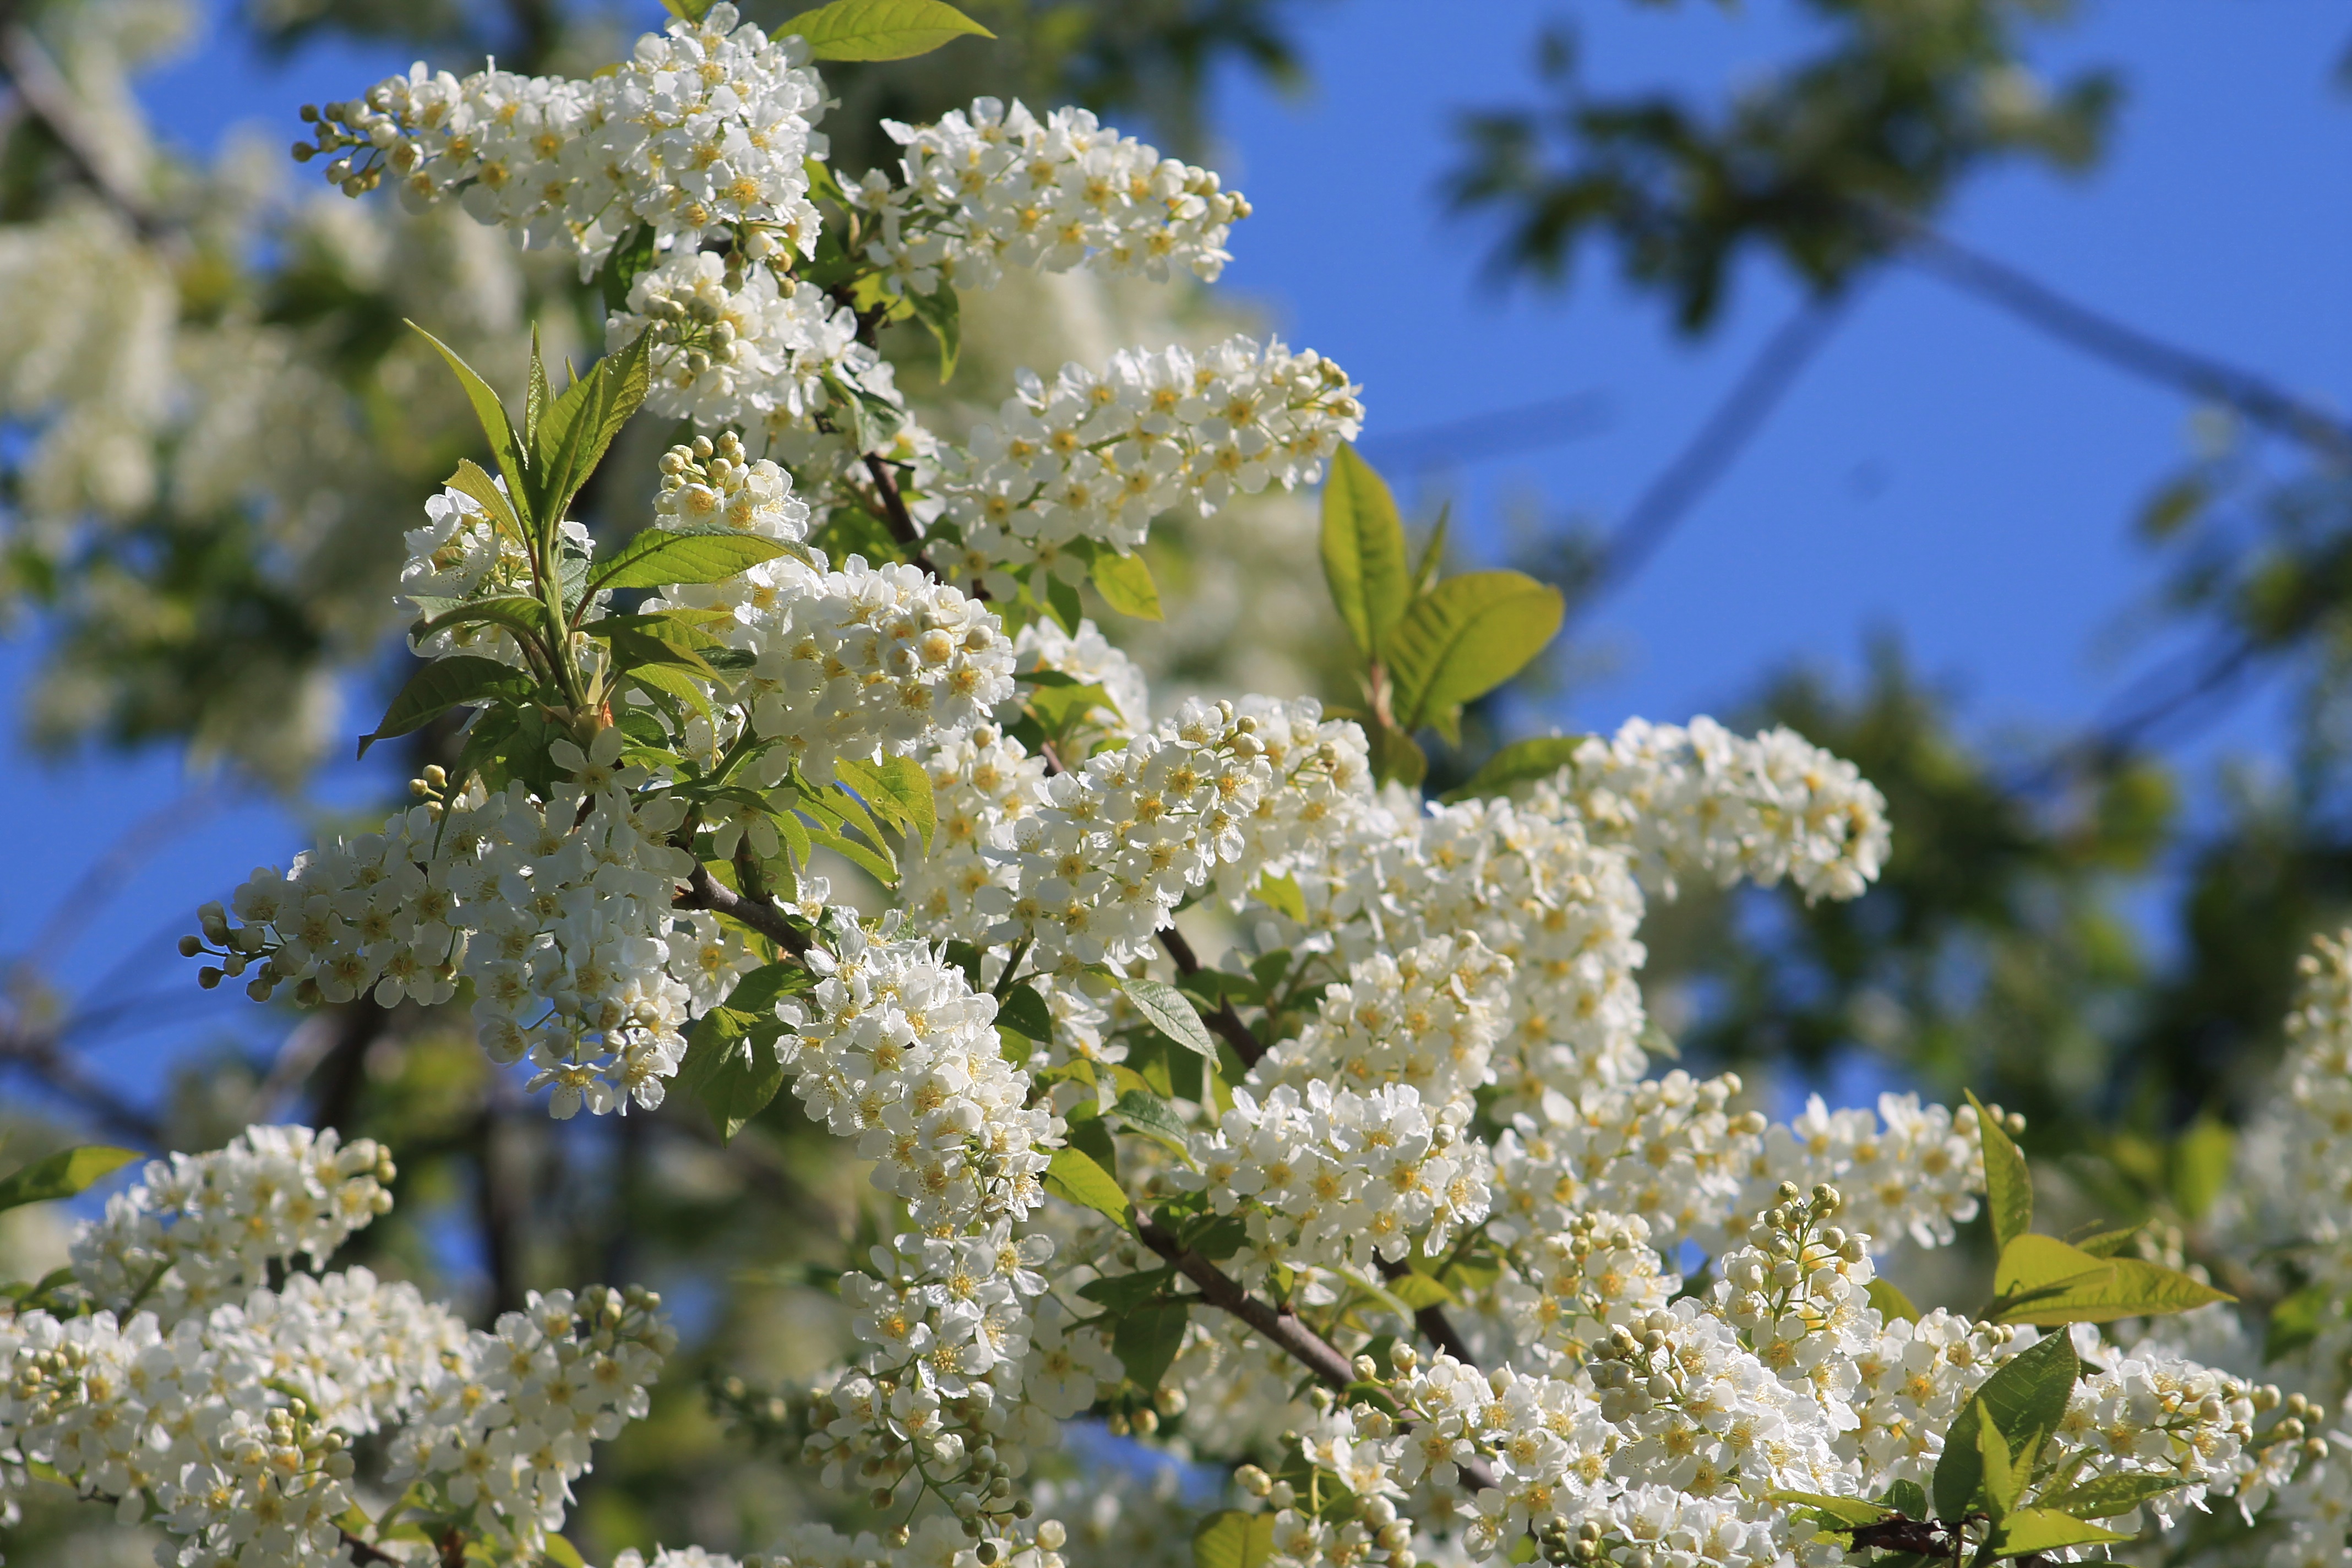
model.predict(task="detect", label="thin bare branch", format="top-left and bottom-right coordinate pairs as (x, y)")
top-left (0, 19), bottom-right (165, 236)
top-left (677, 863), bottom-right (813, 956)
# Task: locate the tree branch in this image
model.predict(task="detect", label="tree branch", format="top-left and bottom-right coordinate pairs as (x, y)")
top-left (862, 454), bottom-right (953, 585)
top-left (677, 863), bottom-right (812, 956)
top-left (1155, 926), bottom-right (1267, 1067)
top-left (1135, 1212), bottom-right (1499, 1493)
top-left (340, 1530), bottom-right (404, 1568)
top-left (1876, 209), bottom-right (2352, 464)
top-left (1378, 1258), bottom-right (1481, 1366)
top-left (1592, 293), bottom-right (1850, 602)
top-left (0, 1022), bottom-right (161, 1146)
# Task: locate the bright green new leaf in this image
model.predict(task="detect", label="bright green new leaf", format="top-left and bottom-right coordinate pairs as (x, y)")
top-left (602, 624), bottom-right (718, 680)
top-left (1983, 1508), bottom-right (2131, 1560)
top-left (660, 0), bottom-right (719, 20)
top-left (532, 330), bottom-right (654, 521)
top-left (0, 1145), bottom-right (141, 1212)
top-left (1193, 1511), bottom-right (1280, 1568)
top-left (1765, 1492), bottom-right (1893, 1531)
top-left (2170, 1116), bottom-right (2235, 1221)
top-left (1044, 1147), bottom-right (1131, 1222)
top-left (2071, 1223), bottom-right (2145, 1257)
top-left (1865, 1277), bottom-right (1920, 1324)
top-left (997, 982), bottom-right (1054, 1043)
top-left (834, 755), bottom-right (937, 850)
top-left (1966, 1088), bottom-right (2033, 1253)
top-left (1976, 1402), bottom-right (2017, 1519)
top-left (525, 328), bottom-right (549, 448)
top-left (590, 530), bottom-right (790, 594)
top-left (2038, 1472), bottom-right (2188, 1520)
top-left (2267, 1281), bottom-right (2331, 1362)
top-left (774, 0), bottom-right (993, 59)
top-left (1991, 1233), bottom-right (2234, 1324)
top-left (1320, 444), bottom-right (1412, 660)
top-left (1113, 1298), bottom-right (1189, 1390)
top-left (1123, 977), bottom-right (1217, 1059)
top-left (1382, 571), bottom-right (1564, 737)
top-left (1932, 1331), bottom-right (2077, 1521)
top-left (445, 459), bottom-right (522, 540)
top-left (410, 323), bottom-right (530, 515)
top-left (625, 660), bottom-right (715, 723)
top-left (359, 656), bottom-right (531, 758)
top-left (543, 1532), bottom-right (589, 1568)
top-left (1253, 872), bottom-right (1308, 923)
top-left (1092, 549), bottom-right (1164, 620)
top-left (905, 282), bottom-right (960, 380)
top-left (1441, 734), bottom-right (1587, 802)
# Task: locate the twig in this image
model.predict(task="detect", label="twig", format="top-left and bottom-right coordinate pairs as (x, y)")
top-left (677, 862), bottom-right (812, 956)
top-left (1155, 927), bottom-right (1267, 1066)
top-left (1357, 389), bottom-right (1610, 475)
top-left (862, 454), bottom-right (952, 584)
top-left (1377, 1259), bottom-right (1480, 1366)
top-left (1592, 293), bottom-right (1850, 600)
top-left (1134, 1213), bottom-right (1500, 1493)
top-left (340, 1531), bottom-right (405, 1568)
top-left (1877, 209), bottom-right (2352, 463)
top-left (0, 1022), bottom-right (161, 1146)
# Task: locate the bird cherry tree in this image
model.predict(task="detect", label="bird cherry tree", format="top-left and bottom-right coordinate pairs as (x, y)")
top-left (6, 4), bottom-right (2352, 1568)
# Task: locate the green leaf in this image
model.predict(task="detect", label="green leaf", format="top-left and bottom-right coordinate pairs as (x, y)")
top-left (1367, 721), bottom-right (1427, 788)
top-left (1766, 1492), bottom-right (1893, 1531)
top-left (720, 962), bottom-right (816, 1016)
top-left (1441, 735), bottom-right (1587, 802)
top-left (1983, 1508), bottom-right (2130, 1560)
top-left (1110, 1090), bottom-right (1191, 1150)
top-left (2268, 1280), bottom-right (2332, 1362)
top-left (660, 0), bottom-right (718, 20)
top-left (412, 595), bottom-right (549, 646)
top-left (1193, 1511), bottom-right (1280, 1568)
top-left (1253, 872), bottom-right (1308, 923)
top-left (445, 458), bottom-right (524, 540)
top-left (1976, 1401), bottom-right (2016, 1520)
top-left (1091, 548), bottom-right (1164, 621)
top-left (1966, 1089), bottom-right (2033, 1254)
top-left (825, 371), bottom-right (907, 455)
top-left (775, 0), bottom-right (993, 60)
top-left (598, 224), bottom-right (657, 315)
top-left (2038, 1472), bottom-right (2188, 1520)
top-left (360, 656), bottom-right (530, 758)
top-left (1026, 679), bottom-right (1113, 741)
top-left (603, 624), bottom-right (719, 680)
top-left (1382, 571), bottom-right (1564, 736)
top-left (532, 330), bottom-right (654, 522)
top-left (1932, 1330), bottom-right (2077, 1522)
top-left (410, 323), bottom-right (530, 519)
top-left (1319, 444), bottom-right (1412, 661)
top-left (625, 660), bottom-right (715, 722)
top-left (905, 282), bottom-right (960, 380)
top-left (543, 1532), bottom-right (589, 1568)
top-left (2071, 1223), bottom-right (2145, 1258)
top-left (998, 982), bottom-right (1054, 1043)
top-left (1385, 1272), bottom-right (1455, 1310)
top-left (1991, 1233), bottom-right (2234, 1324)
top-left (0, 1145), bottom-right (141, 1211)
top-left (1866, 1277), bottom-right (1920, 1324)
top-left (834, 755), bottom-right (937, 851)
top-left (591, 530), bottom-right (790, 594)
top-left (1113, 1298), bottom-right (1189, 1391)
top-left (678, 1007), bottom-right (786, 1143)
top-left (1044, 1147), bottom-right (1131, 1223)
top-left (525, 328), bottom-right (549, 450)
top-left (1123, 977), bottom-right (1216, 1059)
top-left (2170, 1116), bottom-right (2234, 1221)
top-left (1881, 1480), bottom-right (1929, 1522)
top-left (1044, 571), bottom-right (1085, 635)
top-left (1076, 1266), bottom-right (1175, 1314)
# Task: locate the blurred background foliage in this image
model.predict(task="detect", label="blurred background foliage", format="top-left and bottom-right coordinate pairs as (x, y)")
top-left (1, 0), bottom-right (2348, 1559)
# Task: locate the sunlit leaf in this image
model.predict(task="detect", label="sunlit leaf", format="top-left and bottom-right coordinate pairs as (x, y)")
top-left (1383, 570), bottom-right (1564, 736)
top-left (775, 0), bottom-right (994, 61)
top-left (1123, 977), bottom-right (1216, 1059)
top-left (1966, 1088), bottom-right (2033, 1253)
top-left (1092, 549), bottom-right (1163, 620)
top-left (359, 657), bottom-right (531, 759)
top-left (1933, 1331), bottom-right (2077, 1522)
top-left (1441, 734), bottom-right (1586, 802)
top-left (1193, 1511), bottom-right (1279, 1568)
top-left (0, 1146), bottom-right (141, 1212)
top-left (1044, 1147), bottom-right (1131, 1222)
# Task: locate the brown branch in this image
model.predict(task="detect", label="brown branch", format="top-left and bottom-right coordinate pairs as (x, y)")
top-left (677, 863), bottom-right (812, 956)
top-left (1377, 1259), bottom-right (1480, 1366)
top-left (861, 454), bottom-right (952, 584)
top-left (1155, 927), bottom-right (1266, 1067)
top-left (1136, 1213), bottom-right (1498, 1493)
top-left (340, 1530), bottom-right (404, 1567)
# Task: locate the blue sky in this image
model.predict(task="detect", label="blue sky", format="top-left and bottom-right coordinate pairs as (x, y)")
top-left (3, 0), bottom-right (2346, 1121)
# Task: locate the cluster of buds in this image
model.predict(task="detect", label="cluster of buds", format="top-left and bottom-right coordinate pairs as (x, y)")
top-left (1588, 1310), bottom-right (1692, 1424)
top-left (2252, 1386), bottom-right (2333, 1462)
top-left (1104, 1383), bottom-right (1186, 1438)
top-left (292, 100), bottom-right (398, 197)
top-left (945, 1438), bottom-right (1038, 1556)
top-left (1534, 1515), bottom-right (1608, 1567)
top-left (1240, 1456), bottom-right (1417, 1568)
top-left (181, 898), bottom-right (271, 997)
top-left (638, 276), bottom-right (753, 377)
top-left (1720, 1182), bottom-right (1866, 1330)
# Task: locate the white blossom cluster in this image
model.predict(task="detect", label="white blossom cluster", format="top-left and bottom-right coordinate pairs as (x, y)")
top-left (1, 1126), bottom-right (672, 1568)
top-left (609, 252), bottom-right (907, 458)
top-left (400, 483), bottom-right (594, 667)
top-left (208, 750), bottom-right (712, 1118)
top-left (1555, 718), bottom-right (1892, 902)
top-left (653, 550), bottom-right (1016, 785)
top-left (1729, 1093), bottom-right (1988, 1250)
top-left (977, 697), bottom-right (1373, 968)
top-left (927, 337), bottom-right (1364, 594)
top-left (1177, 1080), bottom-right (1490, 1283)
top-left (854, 99), bottom-right (1249, 291)
top-left (1011, 617), bottom-right (1152, 743)
top-left (1250, 933), bottom-right (1515, 1114)
top-left (613, 1516), bottom-right (1079, 1568)
top-left (311, 5), bottom-right (824, 270)
top-left (654, 429), bottom-right (813, 541)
